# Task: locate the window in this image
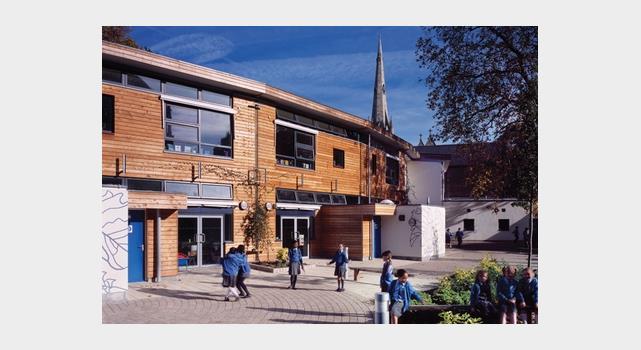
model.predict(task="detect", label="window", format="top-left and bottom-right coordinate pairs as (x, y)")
top-left (102, 94), bottom-right (115, 132)
top-left (276, 125), bottom-right (315, 169)
top-left (316, 193), bottom-right (332, 204)
top-left (102, 176), bottom-right (122, 186)
top-left (102, 68), bottom-right (122, 83)
top-left (463, 219), bottom-right (475, 231)
top-left (164, 103), bottom-right (233, 158)
top-left (333, 149), bottom-right (345, 168)
top-left (296, 192), bottom-right (316, 203)
top-left (346, 195), bottom-right (359, 205)
top-left (385, 156), bottom-right (399, 186)
top-left (164, 82), bottom-right (198, 100)
top-left (371, 155), bottom-right (377, 175)
top-left (224, 214), bottom-right (233, 241)
top-left (127, 179), bottom-right (163, 191)
top-left (202, 90), bottom-right (231, 106)
top-left (165, 182), bottom-right (199, 197)
top-left (277, 109), bottom-right (296, 122)
top-left (331, 195), bottom-right (347, 205)
top-left (201, 184), bottom-right (232, 199)
top-left (126, 73), bottom-right (160, 92)
top-left (276, 189), bottom-right (297, 202)
top-left (275, 109), bottom-right (350, 138)
top-left (498, 219), bottom-right (510, 231)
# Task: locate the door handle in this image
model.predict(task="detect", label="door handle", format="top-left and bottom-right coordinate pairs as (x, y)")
top-left (200, 233), bottom-right (205, 243)
top-left (140, 244), bottom-right (144, 252)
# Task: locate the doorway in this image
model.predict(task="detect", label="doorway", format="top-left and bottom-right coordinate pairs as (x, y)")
top-left (281, 217), bottom-right (310, 257)
top-left (128, 210), bottom-right (145, 282)
top-left (178, 216), bottom-right (223, 266)
top-left (372, 216), bottom-right (382, 258)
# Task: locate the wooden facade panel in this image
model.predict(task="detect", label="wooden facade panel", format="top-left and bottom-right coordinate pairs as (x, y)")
top-left (128, 191), bottom-right (187, 209)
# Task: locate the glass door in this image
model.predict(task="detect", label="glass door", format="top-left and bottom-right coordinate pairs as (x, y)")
top-left (280, 217), bottom-right (309, 258)
top-left (201, 217), bottom-right (223, 265)
top-left (282, 218), bottom-right (296, 252)
top-left (296, 218), bottom-right (309, 257)
top-left (178, 217), bottom-right (198, 266)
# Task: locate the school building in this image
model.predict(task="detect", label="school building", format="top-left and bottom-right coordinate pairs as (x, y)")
top-left (101, 40), bottom-right (445, 297)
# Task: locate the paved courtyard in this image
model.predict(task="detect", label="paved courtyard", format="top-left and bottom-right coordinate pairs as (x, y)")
top-left (103, 242), bottom-right (537, 324)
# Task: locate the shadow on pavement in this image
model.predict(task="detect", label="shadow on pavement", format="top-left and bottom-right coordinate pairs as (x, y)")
top-left (246, 306), bottom-right (367, 318)
top-left (136, 288), bottom-right (223, 301)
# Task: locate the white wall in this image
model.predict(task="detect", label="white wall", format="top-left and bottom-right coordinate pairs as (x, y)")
top-left (406, 159), bottom-right (444, 206)
top-left (380, 205), bottom-right (445, 261)
top-left (444, 201), bottom-right (529, 241)
top-left (101, 187), bottom-right (129, 298)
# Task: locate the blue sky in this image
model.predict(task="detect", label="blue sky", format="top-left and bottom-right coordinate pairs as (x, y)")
top-left (130, 26), bottom-right (435, 145)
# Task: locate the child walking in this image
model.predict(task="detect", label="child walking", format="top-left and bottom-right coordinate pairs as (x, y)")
top-left (287, 240), bottom-right (304, 289)
top-left (327, 243), bottom-right (349, 292)
top-left (388, 269), bottom-right (423, 324)
top-left (470, 269), bottom-right (496, 322)
top-left (445, 228), bottom-right (452, 248)
top-left (380, 250), bottom-right (394, 293)
top-left (221, 247), bottom-right (241, 302)
top-left (235, 245), bottom-right (251, 298)
top-left (517, 267), bottom-right (538, 324)
top-left (497, 265), bottom-right (519, 324)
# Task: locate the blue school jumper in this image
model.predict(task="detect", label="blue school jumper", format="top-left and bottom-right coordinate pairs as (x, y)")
top-left (380, 262), bottom-right (394, 290)
top-left (329, 250), bottom-right (348, 267)
top-left (288, 247), bottom-right (303, 263)
top-left (221, 253), bottom-right (242, 276)
top-left (237, 253), bottom-right (251, 277)
top-left (388, 279), bottom-right (423, 314)
top-left (497, 276), bottom-right (519, 304)
top-left (517, 277), bottom-right (538, 306)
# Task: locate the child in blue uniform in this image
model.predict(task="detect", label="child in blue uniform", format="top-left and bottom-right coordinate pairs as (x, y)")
top-left (517, 267), bottom-right (538, 324)
top-left (287, 240), bottom-right (304, 289)
top-left (497, 265), bottom-right (518, 324)
top-left (388, 269), bottom-right (423, 324)
top-left (380, 250), bottom-right (393, 292)
top-left (470, 269), bottom-right (496, 321)
top-left (328, 244), bottom-right (349, 292)
top-left (236, 245), bottom-right (252, 298)
top-left (221, 247), bottom-right (241, 301)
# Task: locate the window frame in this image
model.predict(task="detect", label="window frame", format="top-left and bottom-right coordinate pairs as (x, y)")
top-left (275, 124), bottom-right (316, 170)
top-left (102, 94), bottom-right (115, 133)
top-left (333, 148), bottom-right (345, 168)
top-left (385, 156), bottom-right (400, 186)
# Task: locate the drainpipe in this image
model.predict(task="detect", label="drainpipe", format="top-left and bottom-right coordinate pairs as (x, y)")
top-left (367, 134), bottom-right (371, 204)
top-left (155, 209), bottom-right (161, 282)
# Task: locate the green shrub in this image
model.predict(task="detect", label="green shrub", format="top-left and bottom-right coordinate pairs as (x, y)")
top-left (276, 248), bottom-right (288, 265)
top-left (432, 279), bottom-right (470, 305)
top-left (411, 290), bottom-right (433, 305)
top-left (438, 311), bottom-right (482, 324)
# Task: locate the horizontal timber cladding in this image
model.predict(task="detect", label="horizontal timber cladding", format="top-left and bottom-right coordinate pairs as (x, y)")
top-left (128, 191), bottom-right (187, 209)
top-left (144, 209), bottom-right (179, 279)
top-left (313, 206), bottom-right (372, 260)
top-left (364, 146), bottom-right (407, 203)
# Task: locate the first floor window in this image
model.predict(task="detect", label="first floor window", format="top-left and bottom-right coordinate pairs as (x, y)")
top-left (276, 125), bottom-right (315, 169)
top-left (333, 148), bottom-right (345, 168)
top-left (102, 94), bottom-right (115, 132)
top-left (385, 156), bottom-right (399, 185)
top-left (164, 102), bottom-right (233, 158)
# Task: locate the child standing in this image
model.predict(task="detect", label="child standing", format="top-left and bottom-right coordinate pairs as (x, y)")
top-left (470, 269), bottom-right (496, 322)
top-left (445, 228), bottom-right (452, 248)
top-left (287, 240), bottom-right (304, 289)
top-left (455, 228), bottom-right (464, 248)
top-left (380, 250), bottom-right (394, 293)
top-left (235, 245), bottom-right (251, 298)
top-left (388, 269), bottom-right (423, 324)
top-left (327, 243), bottom-right (349, 292)
top-left (517, 267), bottom-right (538, 324)
top-left (497, 265), bottom-right (519, 324)
top-left (221, 247), bottom-right (241, 302)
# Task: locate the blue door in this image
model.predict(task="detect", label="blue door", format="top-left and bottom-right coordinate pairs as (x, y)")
top-left (373, 216), bottom-right (382, 258)
top-left (128, 210), bottom-right (145, 282)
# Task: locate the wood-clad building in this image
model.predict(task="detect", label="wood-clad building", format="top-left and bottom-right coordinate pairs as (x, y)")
top-left (101, 41), bottom-right (418, 282)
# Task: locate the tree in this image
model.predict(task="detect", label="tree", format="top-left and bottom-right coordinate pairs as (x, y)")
top-left (102, 26), bottom-right (151, 51)
top-left (242, 186), bottom-right (274, 263)
top-left (416, 27), bottom-right (538, 265)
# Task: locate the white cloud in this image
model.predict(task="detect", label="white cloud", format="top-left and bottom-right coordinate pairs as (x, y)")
top-left (150, 33), bottom-right (234, 64)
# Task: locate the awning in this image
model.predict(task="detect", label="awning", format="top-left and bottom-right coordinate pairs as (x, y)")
top-left (276, 203), bottom-right (322, 211)
top-left (186, 198), bottom-right (236, 208)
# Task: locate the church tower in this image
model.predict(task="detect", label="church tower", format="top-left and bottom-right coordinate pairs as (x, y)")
top-left (371, 37), bottom-right (393, 132)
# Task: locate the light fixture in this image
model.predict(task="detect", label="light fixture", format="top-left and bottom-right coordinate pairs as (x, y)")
top-left (265, 202), bottom-right (273, 211)
top-left (239, 201), bottom-right (248, 210)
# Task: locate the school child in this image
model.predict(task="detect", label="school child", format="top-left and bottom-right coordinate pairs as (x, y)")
top-left (445, 228), bottom-right (452, 248)
top-left (235, 245), bottom-right (251, 298)
top-left (497, 265), bottom-right (519, 324)
top-left (287, 240), bottom-right (304, 289)
top-left (327, 243), bottom-right (349, 292)
top-left (221, 247), bottom-right (241, 301)
top-left (380, 250), bottom-right (394, 293)
top-left (470, 269), bottom-right (496, 321)
top-left (517, 267), bottom-right (538, 324)
top-left (388, 269), bottom-right (423, 324)
top-left (455, 228), bottom-right (464, 248)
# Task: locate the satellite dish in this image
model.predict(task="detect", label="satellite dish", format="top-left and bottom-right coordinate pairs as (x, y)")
top-left (380, 199), bottom-right (394, 205)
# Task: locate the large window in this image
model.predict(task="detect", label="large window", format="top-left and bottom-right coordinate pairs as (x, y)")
top-left (126, 73), bottom-right (161, 92)
top-left (333, 149), bottom-right (345, 168)
top-left (385, 156), bottom-right (399, 186)
top-left (276, 125), bottom-right (315, 170)
top-left (165, 103), bottom-right (233, 158)
top-left (102, 94), bottom-right (114, 132)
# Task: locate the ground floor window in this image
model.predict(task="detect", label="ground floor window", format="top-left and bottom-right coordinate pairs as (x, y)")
top-left (463, 218), bottom-right (475, 231)
top-left (498, 219), bottom-right (510, 231)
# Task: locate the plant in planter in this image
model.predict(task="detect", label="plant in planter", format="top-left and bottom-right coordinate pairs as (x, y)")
top-left (276, 248), bottom-right (288, 268)
top-left (242, 190), bottom-right (274, 263)
top-left (438, 311), bottom-right (482, 324)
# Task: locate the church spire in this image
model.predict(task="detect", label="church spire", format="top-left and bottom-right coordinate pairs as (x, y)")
top-left (371, 36), bottom-right (393, 132)
top-left (418, 133), bottom-right (425, 146)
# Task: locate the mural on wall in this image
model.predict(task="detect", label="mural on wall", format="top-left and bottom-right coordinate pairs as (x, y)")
top-left (102, 187), bottom-right (129, 295)
top-left (421, 206), bottom-right (446, 259)
top-left (408, 207), bottom-right (422, 247)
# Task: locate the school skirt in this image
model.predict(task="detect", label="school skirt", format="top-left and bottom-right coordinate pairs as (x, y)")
top-left (289, 262), bottom-right (301, 275)
top-left (222, 275), bottom-right (237, 288)
top-left (334, 265), bottom-right (347, 278)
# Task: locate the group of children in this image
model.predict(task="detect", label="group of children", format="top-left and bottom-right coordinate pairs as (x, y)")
top-left (471, 266), bottom-right (538, 324)
top-left (379, 250), bottom-right (424, 324)
top-left (220, 245), bottom-right (251, 301)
